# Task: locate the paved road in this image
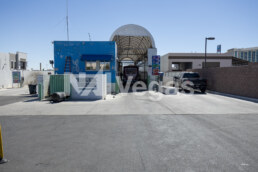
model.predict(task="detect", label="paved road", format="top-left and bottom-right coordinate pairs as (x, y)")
top-left (1, 113), bottom-right (258, 172)
top-left (0, 88), bottom-right (36, 107)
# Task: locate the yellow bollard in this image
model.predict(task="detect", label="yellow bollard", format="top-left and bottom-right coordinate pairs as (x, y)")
top-left (0, 125), bottom-right (8, 164)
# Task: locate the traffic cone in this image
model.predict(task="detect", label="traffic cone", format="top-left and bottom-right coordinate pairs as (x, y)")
top-left (0, 125), bottom-right (8, 164)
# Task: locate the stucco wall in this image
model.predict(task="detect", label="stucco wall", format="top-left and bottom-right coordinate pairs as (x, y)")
top-left (0, 53), bottom-right (12, 88)
top-left (9, 53), bottom-right (16, 69)
top-left (168, 59), bottom-right (232, 70)
top-left (17, 52), bottom-right (27, 60)
top-left (23, 70), bottom-right (54, 85)
top-left (160, 54), bottom-right (169, 72)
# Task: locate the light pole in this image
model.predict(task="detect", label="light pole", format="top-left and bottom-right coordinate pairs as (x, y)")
top-left (204, 37), bottom-right (215, 68)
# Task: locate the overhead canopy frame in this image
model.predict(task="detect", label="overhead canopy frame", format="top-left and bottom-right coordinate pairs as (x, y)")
top-left (110, 24), bottom-right (156, 62)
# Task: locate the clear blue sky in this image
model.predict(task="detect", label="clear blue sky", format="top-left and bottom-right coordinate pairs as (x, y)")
top-left (1, 0), bottom-right (258, 70)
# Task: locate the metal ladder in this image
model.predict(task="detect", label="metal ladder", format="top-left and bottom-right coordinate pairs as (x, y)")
top-left (64, 56), bottom-right (72, 73)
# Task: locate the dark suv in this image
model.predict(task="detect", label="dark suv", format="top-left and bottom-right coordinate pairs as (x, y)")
top-left (173, 72), bottom-right (207, 93)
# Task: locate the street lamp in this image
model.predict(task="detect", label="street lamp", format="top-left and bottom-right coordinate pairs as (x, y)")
top-left (204, 37), bottom-right (215, 68)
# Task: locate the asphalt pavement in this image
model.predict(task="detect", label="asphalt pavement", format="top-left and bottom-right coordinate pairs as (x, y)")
top-left (0, 88), bottom-right (258, 171)
top-left (0, 114), bottom-right (258, 172)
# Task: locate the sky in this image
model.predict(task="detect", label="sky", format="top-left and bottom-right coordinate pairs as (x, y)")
top-left (1, 0), bottom-right (258, 70)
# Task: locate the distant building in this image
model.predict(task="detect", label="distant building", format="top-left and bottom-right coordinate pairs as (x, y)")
top-left (227, 47), bottom-right (258, 63)
top-left (160, 53), bottom-right (248, 72)
top-left (9, 52), bottom-right (27, 70)
top-left (0, 52), bottom-right (27, 88)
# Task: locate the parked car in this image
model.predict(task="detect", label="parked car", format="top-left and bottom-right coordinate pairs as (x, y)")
top-left (173, 72), bottom-right (207, 93)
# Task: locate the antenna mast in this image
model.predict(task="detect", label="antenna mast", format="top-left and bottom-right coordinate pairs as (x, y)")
top-left (66, 0), bottom-right (69, 41)
top-left (88, 33), bottom-right (91, 41)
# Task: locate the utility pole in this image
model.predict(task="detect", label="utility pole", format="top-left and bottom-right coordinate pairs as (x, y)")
top-left (204, 37), bottom-right (215, 68)
top-left (66, 0), bottom-right (69, 41)
top-left (205, 38), bottom-right (207, 68)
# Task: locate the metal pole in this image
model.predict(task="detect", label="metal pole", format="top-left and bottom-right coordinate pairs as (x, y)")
top-left (0, 125), bottom-right (8, 164)
top-left (0, 125), bottom-right (4, 160)
top-left (144, 57), bottom-right (146, 82)
top-left (204, 38), bottom-right (207, 68)
top-left (66, 0), bottom-right (69, 41)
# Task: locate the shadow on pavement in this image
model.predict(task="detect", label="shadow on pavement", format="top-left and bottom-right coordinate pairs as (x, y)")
top-left (179, 90), bottom-right (207, 95)
top-left (0, 94), bottom-right (38, 106)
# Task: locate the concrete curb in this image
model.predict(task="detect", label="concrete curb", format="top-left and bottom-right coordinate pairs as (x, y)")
top-left (207, 90), bottom-right (258, 103)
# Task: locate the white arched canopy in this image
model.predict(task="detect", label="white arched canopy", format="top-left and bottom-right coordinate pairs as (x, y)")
top-left (110, 24), bottom-right (156, 62)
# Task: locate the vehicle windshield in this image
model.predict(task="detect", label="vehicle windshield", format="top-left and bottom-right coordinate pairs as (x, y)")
top-left (183, 73), bottom-right (200, 78)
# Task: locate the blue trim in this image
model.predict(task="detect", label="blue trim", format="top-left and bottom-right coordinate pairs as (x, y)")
top-left (81, 55), bottom-right (112, 61)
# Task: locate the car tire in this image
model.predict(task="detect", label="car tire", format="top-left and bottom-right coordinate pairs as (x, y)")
top-left (200, 88), bottom-right (206, 93)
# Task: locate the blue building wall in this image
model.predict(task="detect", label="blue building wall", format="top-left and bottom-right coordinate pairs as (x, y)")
top-left (53, 41), bottom-right (117, 84)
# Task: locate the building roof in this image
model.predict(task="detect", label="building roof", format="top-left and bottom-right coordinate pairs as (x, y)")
top-left (162, 53), bottom-right (249, 66)
top-left (110, 24), bottom-right (155, 48)
top-left (110, 24), bottom-right (155, 62)
top-left (163, 53), bottom-right (233, 59)
top-left (228, 47), bottom-right (258, 51)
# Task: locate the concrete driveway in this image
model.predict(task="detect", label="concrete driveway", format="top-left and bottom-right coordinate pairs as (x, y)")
top-left (0, 88), bottom-right (258, 171)
top-left (0, 90), bottom-right (257, 116)
top-left (0, 87), bottom-right (36, 107)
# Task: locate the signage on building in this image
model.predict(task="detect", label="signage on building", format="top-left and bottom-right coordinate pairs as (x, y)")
top-left (217, 45), bottom-right (221, 54)
top-left (12, 71), bottom-right (21, 83)
top-left (152, 55), bottom-right (160, 75)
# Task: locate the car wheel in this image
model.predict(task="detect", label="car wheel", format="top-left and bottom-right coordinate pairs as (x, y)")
top-left (200, 88), bottom-right (206, 93)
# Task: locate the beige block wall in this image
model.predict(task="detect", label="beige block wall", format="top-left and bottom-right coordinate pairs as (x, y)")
top-left (191, 63), bottom-right (258, 99)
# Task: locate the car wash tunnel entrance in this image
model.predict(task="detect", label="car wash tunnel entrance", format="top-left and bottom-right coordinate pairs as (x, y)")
top-left (110, 24), bottom-right (157, 86)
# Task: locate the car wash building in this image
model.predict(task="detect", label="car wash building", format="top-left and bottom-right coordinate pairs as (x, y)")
top-left (53, 41), bottom-right (117, 93)
top-left (53, 24), bottom-right (158, 95)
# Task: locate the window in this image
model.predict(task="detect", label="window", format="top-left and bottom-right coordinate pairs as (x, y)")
top-left (248, 51), bottom-right (252, 62)
top-left (100, 62), bottom-right (110, 70)
top-left (234, 51), bottom-right (238, 57)
top-left (11, 61), bottom-right (14, 69)
top-left (20, 61), bottom-right (26, 70)
top-left (244, 52), bottom-right (247, 60)
top-left (238, 51), bottom-right (241, 58)
top-left (172, 63), bottom-right (179, 70)
top-left (171, 62), bottom-right (192, 71)
top-left (252, 51), bottom-right (255, 62)
top-left (85, 61), bottom-right (97, 70)
top-left (256, 51), bottom-right (258, 62)
top-left (241, 52), bottom-right (244, 59)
